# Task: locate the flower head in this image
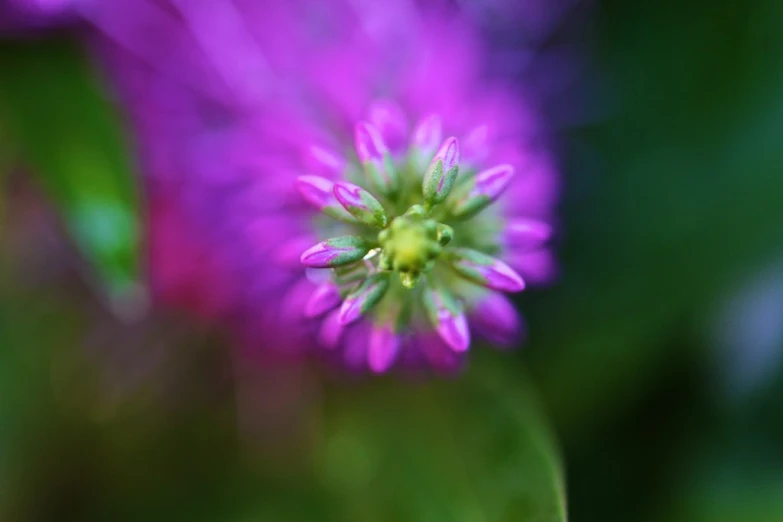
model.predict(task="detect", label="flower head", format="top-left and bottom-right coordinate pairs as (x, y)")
top-left (83, 0), bottom-right (561, 373)
top-left (293, 103), bottom-right (553, 372)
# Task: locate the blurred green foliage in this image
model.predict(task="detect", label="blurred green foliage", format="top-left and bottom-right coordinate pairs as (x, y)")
top-left (0, 37), bottom-right (142, 310)
top-left (0, 243), bottom-right (566, 521)
top-left (520, 0), bottom-right (783, 520)
top-left (0, 152), bottom-right (566, 521)
top-left (529, 0), bottom-right (783, 440)
top-left (318, 361), bottom-right (565, 522)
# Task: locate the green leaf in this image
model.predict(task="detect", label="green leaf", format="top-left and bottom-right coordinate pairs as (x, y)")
top-left (0, 38), bottom-right (143, 313)
top-left (316, 354), bottom-right (567, 522)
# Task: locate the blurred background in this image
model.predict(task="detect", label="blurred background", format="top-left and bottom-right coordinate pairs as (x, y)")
top-left (1, 0), bottom-right (783, 521)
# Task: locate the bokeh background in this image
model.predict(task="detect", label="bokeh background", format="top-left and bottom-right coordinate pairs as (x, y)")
top-left (2, 0), bottom-right (783, 521)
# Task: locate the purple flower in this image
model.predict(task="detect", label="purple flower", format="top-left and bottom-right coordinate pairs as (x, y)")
top-left (65, 0), bottom-right (563, 373)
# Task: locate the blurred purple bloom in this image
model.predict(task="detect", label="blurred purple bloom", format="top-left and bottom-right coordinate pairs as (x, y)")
top-left (9, 0), bottom-right (564, 373)
top-left (0, 0), bottom-right (80, 31)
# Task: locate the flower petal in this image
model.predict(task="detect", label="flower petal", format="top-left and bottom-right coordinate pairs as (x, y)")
top-left (300, 236), bottom-right (372, 268)
top-left (461, 124), bottom-right (489, 166)
top-left (416, 332), bottom-right (467, 374)
top-left (506, 249), bottom-right (559, 286)
top-left (368, 99), bottom-right (408, 150)
top-left (411, 114), bottom-right (443, 156)
top-left (333, 181), bottom-right (388, 228)
top-left (304, 282), bottom-right (342, 318)
top-left (295, 175), bottom-right (355, 221)
top-left (274, 235), bottom-right (317, 268)
top-left (423, 286), bottom-right (471, 352)
top-left (368, 325), bottom-right (400, 373)
top-left (504, 218), bottom-right (553, 251)
top-left (305, 145), bottom-right (346, 178)
top-left (422, 137), bottom-right (460, 206)
top-left (318, 309), bottom-right (345, 349)
top-left (354, 121), bottom-right (398, 195)
top-left (338, 272), bottom-right (391, 325)
top-left (354, 121), bottom-right (386, 162)
top-left (450, 248), bottom-right (525, 292)
top-left (471, 292), bottom-right (523, 347)
top-left (451, 164), bottom-right (514, 219)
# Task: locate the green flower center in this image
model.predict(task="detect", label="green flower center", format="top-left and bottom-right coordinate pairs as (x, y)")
top-left (375, 205), bottom-right (454, 288)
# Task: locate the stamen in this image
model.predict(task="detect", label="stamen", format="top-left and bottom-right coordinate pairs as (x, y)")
top-left (378, 209), bottom-right (447, 288)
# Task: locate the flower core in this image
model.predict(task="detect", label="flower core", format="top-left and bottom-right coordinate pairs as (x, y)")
top-left (298, 106), bottom-right (531, 359)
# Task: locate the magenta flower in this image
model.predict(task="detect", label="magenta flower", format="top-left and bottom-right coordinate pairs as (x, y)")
top-left (293, 107), bottom-right (553, 373)
top-left (24, 0), bottom-right (562, 373)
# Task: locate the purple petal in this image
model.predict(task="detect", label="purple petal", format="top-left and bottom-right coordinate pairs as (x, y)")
top-left (368, 325), bottom-right (400, 373)
top-left (296, 175), bottom-right (336, 210)
top-left (338, 273), bottom-right (390, 325)
top-left (471, 292), bottom-right (523, 347)
top-left (438, 137), bottom-right (460, 172)
top-left (436, 310), bottom-right (470, 352)
top-left (411, 113), bottom-right (443, 153)
top-left (354, 121), bottom-right (397, 194)
top-left (332, 182), bottom-right (364, 207)
top-left (300, 236), bottom-right (370, 268)
top-left (279, 279), bottom-right (317, 344)
top-left (274, 235), bottom-right (317, 268)
top-left (479, 260), bottom-right (525, 292)
top-left (368, 100), bottom-right (408, 150)
top-left (450, 248), bottom-right (526, 292)
top-left (504, 218), bottom-right (553, 251)
top-left (343, 327), bottom-right (370, 371)
top-left (304, 145), bottom-right (346, 178)
top-left (296, 176), bottom-right (356, 221)
top-left (451, 164), bottom-right (515, 218)
top-left (506, 250), bottom-right (559, 286)
top-left (474, 164), bottom-right (515, 199)
top-left (318, 310), bottom-right (345, 349)
top-left (461, 124), bottom-right (489, 165)
top-left (354, 121), bottom-right (387, 163)
top-left (416, 332), bottom-right (466, 374)
top-left (333, 181), bottom-right (388, 228)
top-left (304, 282), bottom-right (342, 318)
top-left (422, 137), bottom-right (460, 205)
top-left (423, 288), bottom-right (471, 352)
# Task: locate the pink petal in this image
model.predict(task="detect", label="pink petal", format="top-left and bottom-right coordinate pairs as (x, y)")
top-left (304, 283), bottom-right (342, 318)
top-left (368, 325), bottom-right (400, 373)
